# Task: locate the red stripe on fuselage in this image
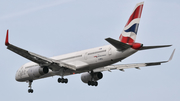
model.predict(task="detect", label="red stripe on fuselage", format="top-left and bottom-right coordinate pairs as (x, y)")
top-left (125, 4), bottom-right (143, 27)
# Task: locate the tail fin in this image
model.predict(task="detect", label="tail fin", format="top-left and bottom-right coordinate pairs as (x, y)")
top-left (119, 2), bottom-right (144, 43)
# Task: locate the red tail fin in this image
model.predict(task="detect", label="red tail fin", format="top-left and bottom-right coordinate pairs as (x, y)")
top-left (119, 2), bottom-right (144, 44)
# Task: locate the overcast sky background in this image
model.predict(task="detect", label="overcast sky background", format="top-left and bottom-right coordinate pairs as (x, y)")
top-left (0, 0), bottom-right (180, 101)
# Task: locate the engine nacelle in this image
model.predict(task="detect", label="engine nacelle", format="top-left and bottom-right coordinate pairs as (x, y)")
top-left (81, 72), bottom-right (103, 83)
top-left (27, 66), bottom-right (49, 78)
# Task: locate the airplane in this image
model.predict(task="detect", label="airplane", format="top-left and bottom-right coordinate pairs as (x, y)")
top-left (5, 2), bottom-right (175, 93)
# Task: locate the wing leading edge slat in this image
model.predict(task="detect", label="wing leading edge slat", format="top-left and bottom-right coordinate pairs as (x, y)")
top-left (5, 30), bottom-right (76, 71)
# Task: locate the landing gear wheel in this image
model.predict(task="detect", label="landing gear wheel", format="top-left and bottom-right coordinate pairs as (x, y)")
top-left (91, 81), bottom-right (95, 86)
top-left (57, 78), bottom-right (68, 84)
top-left (28, 80), bottom-right (33, 93)
top-left (87, 81), bottom-right (98, 86)
top-left (95, 82), bottom-right (98, 86)
top-left (58, 78), bottom-right (62, 83)
top-left (88, 81), bottom-right (91, 86)
top-left (28, 89), bottom-right (33, 93)
top-left (61, 78), bottom-right (65, 83)
top-left (64, 79), bottom-right (68, 83)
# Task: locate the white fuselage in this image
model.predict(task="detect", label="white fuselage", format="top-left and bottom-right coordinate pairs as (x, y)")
top-left (15, 45), bottom-right (137, 82)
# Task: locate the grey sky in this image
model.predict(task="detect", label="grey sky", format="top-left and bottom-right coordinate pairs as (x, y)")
top-left (0, 0), bottom-right (180, 101)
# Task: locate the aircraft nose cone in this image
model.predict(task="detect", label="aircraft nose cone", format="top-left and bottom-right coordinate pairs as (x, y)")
top-left (15, 72), bottom-right (20, 81)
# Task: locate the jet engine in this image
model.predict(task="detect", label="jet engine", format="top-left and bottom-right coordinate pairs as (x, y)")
top-left (27, 66), bottom-right (49, 78)
top-left (81, 72), bottom-right (103, 83)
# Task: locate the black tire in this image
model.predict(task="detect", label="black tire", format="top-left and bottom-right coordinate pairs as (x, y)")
top-left (31, 89), bottom-right (34, 93)
top-left (61, 78), bottom-right (65, 83)
top-left (28, 89), bottom-right (30, 93)
top-left (58, 78), bottom-right (61, 83)
top-left (64, 79), bottom-right (68, 83)
top-left (92, 81), bottom-right (95, 86)
top-left (95, 82), bottom-right (98, 86)
top-left (88, 81), bottom-right (91, 86)
top-left (28, 89), bottom-right (33, 93)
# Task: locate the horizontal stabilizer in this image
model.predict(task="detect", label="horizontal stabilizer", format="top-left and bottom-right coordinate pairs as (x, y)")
top-left (139, 45), bottom-right (172, 50)
top-left (105, 38), bottom-right (131, 51)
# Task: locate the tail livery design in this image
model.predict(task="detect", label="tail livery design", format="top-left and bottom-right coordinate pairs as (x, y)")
top-left (119, 2), bottom-right (144, 44)
top-left (107, 2), bottom-right (170, 50)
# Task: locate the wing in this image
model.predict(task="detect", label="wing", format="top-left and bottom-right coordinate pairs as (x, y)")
top-left (5, 30), bottom-right (76, 71)
top-left (93, 49), bottom-right (175, 72)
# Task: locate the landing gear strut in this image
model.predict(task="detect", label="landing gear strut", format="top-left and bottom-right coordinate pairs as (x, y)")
top-left (57, 68), bottom-right (68, 84)
top-left (87, 71), bottom-right (98, 86)
top-left (28, 80), bottom-right (33, 93)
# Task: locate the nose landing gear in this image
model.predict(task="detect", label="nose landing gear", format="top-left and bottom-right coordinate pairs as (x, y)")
top-left (28, 80), bottom-right (33, 93)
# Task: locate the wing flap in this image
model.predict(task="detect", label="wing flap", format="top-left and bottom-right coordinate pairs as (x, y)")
top-left (66, 61), bottom-right (89, 70)
top-left (93, 49), bottom-right (175, 72)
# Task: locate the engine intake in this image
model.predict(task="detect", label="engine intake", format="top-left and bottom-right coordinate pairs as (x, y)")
top-left (81, 72), bottom-right (103, 83)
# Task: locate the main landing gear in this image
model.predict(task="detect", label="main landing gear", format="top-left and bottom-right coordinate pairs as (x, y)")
top-left (28, 80), bottom-right (33, 93)
top-left (57, 78), bottom-right (68, 83)
top-left (57, 68), bottom-right (68, 84)
top-left (88, 81), bottom-right (98, 86)
top-left (87, 71), bottom-right (99, 86)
